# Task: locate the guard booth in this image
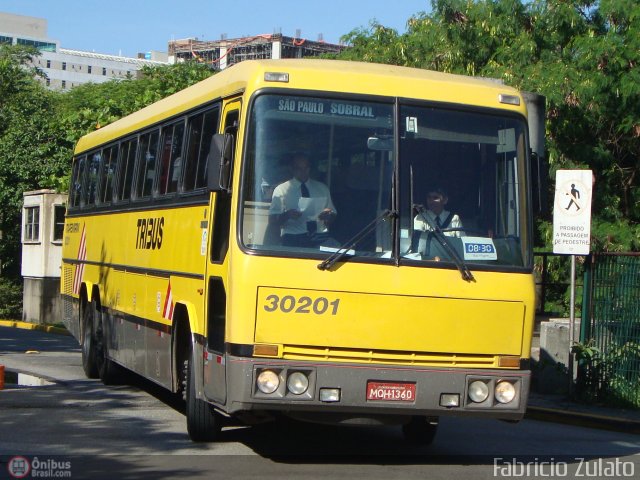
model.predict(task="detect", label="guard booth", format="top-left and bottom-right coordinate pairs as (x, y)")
top-left (21, 190), bottom-right (67, 324)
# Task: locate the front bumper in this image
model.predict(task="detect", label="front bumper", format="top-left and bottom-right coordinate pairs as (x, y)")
top-left (218, 355), bottom-right (530, 421)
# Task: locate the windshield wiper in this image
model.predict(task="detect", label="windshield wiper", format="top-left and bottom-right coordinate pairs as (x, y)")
top-left (317, 209), bottom-right (397, 271)
top-left (414, 205), bottom-right (475, 282)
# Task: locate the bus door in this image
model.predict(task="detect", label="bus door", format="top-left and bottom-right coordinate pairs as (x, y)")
top-left (203, 99), bottom-right (240, 405)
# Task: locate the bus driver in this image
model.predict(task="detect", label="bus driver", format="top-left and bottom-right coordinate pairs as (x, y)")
top-left (410, 186), bottom-right (464, 256)
top-left (268, 154), bottom-right (337, 248)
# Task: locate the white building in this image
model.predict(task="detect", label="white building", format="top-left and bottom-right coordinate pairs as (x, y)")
top-left (21, 190), bottom-right (67, 324)
top-left (33, 48), bottom-right (168, 90)
top-left (0, 12), bottom-right (168, 90)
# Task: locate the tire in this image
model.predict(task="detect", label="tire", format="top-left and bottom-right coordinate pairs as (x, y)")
top-left (81, 299), bottom-right (99, 379)
top-left (95, 307), bottom-right (121, 385)
top-left (402, 416), bottom-right (438, 445)
top-left (185, 342), bottom-right (221, 442)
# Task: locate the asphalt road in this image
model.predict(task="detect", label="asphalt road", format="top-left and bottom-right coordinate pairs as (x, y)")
top-left (1, 326), bottom-right (639, 479)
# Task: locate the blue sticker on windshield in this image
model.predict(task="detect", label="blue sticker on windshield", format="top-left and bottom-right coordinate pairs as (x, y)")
top-left (462, 237), bottom-right (498, 260)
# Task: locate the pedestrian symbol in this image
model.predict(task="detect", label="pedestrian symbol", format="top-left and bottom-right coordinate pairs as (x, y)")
top-left (565, 184), bottom-right (581, 211)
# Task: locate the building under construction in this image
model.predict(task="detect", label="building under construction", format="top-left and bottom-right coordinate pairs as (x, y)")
top-left (168, 33), bottom-right (346, 69)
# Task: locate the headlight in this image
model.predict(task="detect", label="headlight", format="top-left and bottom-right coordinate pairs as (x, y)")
top-left (468, 380), bottom-right (490, 403)
top-left (495, 381), bottom-right (516, 404)
top-left (287, 372), bottom-right (309, 395)
top-left (256, 369), bottom-right (279, 394)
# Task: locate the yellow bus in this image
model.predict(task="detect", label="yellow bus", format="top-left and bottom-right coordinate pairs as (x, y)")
top-left (61, 59), bottom-right (540, 443)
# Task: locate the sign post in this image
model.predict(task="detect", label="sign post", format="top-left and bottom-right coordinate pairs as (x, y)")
top-left (552, 169), bottom-right (593, 394)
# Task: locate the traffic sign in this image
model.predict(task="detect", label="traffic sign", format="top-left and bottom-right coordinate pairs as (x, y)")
top-left (552, 169), bottom-right (593, 255)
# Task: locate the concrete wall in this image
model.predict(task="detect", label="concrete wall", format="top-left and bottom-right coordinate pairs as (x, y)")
top-left (22, 277), bottom-right (61, 325)
top-left (534, 318), bottom-right (581, 394)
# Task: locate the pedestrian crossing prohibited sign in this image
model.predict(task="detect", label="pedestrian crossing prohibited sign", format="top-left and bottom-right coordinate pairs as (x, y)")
top-left (553, 170), bottom-right (593, 255)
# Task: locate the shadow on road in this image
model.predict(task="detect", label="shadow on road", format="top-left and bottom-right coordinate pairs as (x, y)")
top-left (2, 325), bottom-right (639, 476)
top-left (0, 326), bottom-right (80, 353)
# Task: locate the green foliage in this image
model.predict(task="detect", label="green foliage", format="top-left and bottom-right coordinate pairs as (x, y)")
top-left (0, 51), bottom-right (214, 280)
top-left (0, 45), bottom-right (71, 278)
top-left (573, 340), bottom-right (640, 408)
top-left (57, 79), bottom-right (145, 140)
top-left (339, 23), bottom-right (407, 65)
top-left (0, 277), bottom-right (23, 319)
top-left (590, 218), bottom-right (640, 252)
top-left (136, 61), bottom-right (215, 104)
top-left (336, 0), bottom-right (640, 253)
top-left (57, 61), bottom-right (215, 141)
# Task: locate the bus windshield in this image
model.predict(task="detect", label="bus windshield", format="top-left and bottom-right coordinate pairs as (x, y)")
top-left (241, 93), bottom-right (531, 270)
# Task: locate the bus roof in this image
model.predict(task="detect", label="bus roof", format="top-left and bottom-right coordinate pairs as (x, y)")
top-left (74, 59), bottom-right (526, 154)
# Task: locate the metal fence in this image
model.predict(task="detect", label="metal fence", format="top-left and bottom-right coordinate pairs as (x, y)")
top-left (581, 253), bottom-right (640, 408)
top-left (534, 252), bottom-right (575, 315)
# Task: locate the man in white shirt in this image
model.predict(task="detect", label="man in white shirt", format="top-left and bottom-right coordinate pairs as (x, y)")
top-left (411, 187), bottom-right (464, 255)
top-left (268, 154), bottom-right (337, 248)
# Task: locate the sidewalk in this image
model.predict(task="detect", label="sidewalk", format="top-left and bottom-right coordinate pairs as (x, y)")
top-left (527, 392), bottom-right (640, 434)
top-left (0, 319), bottom-right (70, 336)
top-left (1, 320), bottom-right (639, 433)
top-left (528, 314), bottom-right (640, 433)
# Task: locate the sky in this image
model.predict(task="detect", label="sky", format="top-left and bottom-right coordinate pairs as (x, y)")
top-left (0, 0), bottom-right (431, 58)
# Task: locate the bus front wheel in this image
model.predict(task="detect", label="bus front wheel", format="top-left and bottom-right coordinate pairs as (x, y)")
top-left (81, 299), bottom-right (99, 379)
top-left (402, 416), bottom-right (438, 445)
top-left (184, 343), bottom-right (221, 442)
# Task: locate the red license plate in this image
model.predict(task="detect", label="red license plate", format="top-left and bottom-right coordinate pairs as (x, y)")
top-left (366, 381), bottom-right (416, 402)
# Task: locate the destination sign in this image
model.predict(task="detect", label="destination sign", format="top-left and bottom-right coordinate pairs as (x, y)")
top-left (277, 98), bottom-right (377, 119)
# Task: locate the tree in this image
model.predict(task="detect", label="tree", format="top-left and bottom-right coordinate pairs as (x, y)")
top-left (337, 0), bottom-right (640, 251)
top-left (135, 61), bottom-right (216, 105)
top-left (0, 45), bottom-right (70, 279)
top-left (0, 51), bottom-right (214, 316)
top-left (58, 61), bottom-right (215, 142)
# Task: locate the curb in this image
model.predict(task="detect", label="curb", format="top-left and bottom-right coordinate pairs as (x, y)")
top-left (526, 406), bottom-right (640, 434)
top-left (0, 319), bottom-right (71, 336)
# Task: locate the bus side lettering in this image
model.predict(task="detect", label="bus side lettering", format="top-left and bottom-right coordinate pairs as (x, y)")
top-left (136, 217), bottom-right (164, 250)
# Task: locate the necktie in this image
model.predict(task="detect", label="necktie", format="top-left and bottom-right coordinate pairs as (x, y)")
top-left (301, 182), bottom-right (316, 233)
top-left (435, 216), bottom-right (441, 228)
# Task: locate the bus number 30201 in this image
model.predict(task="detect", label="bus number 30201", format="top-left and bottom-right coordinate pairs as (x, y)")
top-left (263, 295), bottom-right (340, 315)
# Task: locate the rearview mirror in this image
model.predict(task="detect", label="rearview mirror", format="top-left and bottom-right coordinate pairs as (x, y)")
top-left (208, 133), bottom-right (234, 192)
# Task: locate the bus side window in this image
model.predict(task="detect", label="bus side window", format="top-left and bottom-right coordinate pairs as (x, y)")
top-left (196, 111), bottom-right (218, 189)
top-left (158, 121), bottom-right (185, 195)
top-left (98, 145), bottom-right (118, 205)
top-left (116, 138), bottom-right (137, 202)
top-left (70, 155), bottom-right (86, 208)
top-left (85, 152), bottom-right (101, 207)
top-left (183, 107), bottom-right (220, 192)
top-left (135, 129), bottom-right (160, 199)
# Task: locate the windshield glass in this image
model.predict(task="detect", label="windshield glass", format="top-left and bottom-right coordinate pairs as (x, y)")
top-left (241, 94), bottom-right (395, 257)
top-left (240, 93), bottom-right (531, 269)
top-left (399, 105), bottom-right (530, 268)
